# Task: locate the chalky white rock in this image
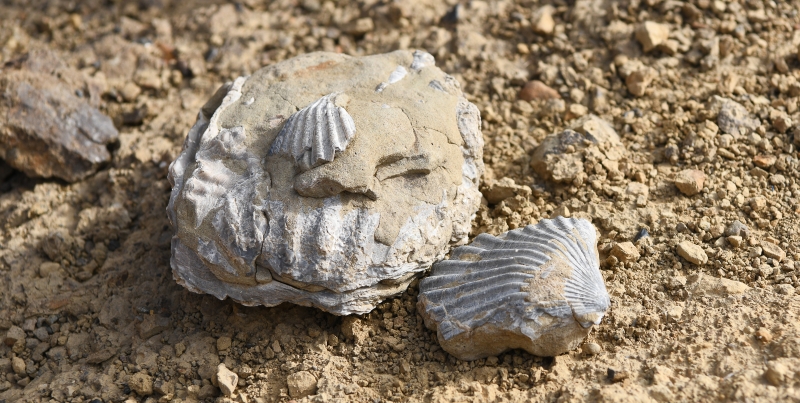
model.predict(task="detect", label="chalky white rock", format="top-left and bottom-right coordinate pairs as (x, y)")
top-left (418, 217), bottom-right (610, 360)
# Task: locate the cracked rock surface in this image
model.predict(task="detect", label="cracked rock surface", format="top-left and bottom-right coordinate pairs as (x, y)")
top-left (168, 50), bottom-right (484, 315)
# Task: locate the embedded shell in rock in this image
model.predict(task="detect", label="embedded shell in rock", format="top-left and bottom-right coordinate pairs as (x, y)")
top-left (417, 217), bottom-right (610, 360)
top-left (167, 50), bottom-right (484, 315)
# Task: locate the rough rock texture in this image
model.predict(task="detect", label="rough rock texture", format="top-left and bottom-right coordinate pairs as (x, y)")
top-left (674, 169), bottom-right (707, 196)
top-left (418, 217), bottom-right (610, 360)
top-left (714, 97), bottom-right (761, 137)
top-left (530, 114), bottom-right (624, 183)
top-left (215, 363), bottom-right (237, 396)
top-left (0, 50), bottom-right (118, 182)
top-left (287, 370), bottom-right (317, 398)
top-left (168, 50), bottom-right (484, 315)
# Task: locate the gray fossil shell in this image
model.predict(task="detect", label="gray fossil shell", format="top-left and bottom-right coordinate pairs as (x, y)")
top-left (417, 217), bottom-right (610, 360)
top-left (268, 93), bottom-right (356, 172)
top-left (167, 50), bottom-right (484, 315)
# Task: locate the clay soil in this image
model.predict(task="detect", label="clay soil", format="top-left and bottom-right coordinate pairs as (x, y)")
top-left (2, 0), bottom-right (800, 402)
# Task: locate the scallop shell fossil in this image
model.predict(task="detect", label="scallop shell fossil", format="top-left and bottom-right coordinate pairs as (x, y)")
top-left (417, 217), bottom-right (610, 360)
top-left (268, 92), bottom-right (356, 172)
top-left (167, 50), bottom-right (484, 315)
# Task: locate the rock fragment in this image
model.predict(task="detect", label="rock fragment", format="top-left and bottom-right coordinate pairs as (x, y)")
top-left (129, 372), bottom-right (154, 396)
top-left (761, 242), bottom-right (785, 262)
top-left (717, 99), bottom-right (760, 137)
top-left (216, 336), bottom-right (232, 352)
top-left (625, 67), bottom-right (657, 97)
top-left (0, 50), bottom-right (119, 182)
top-left (676, 241), bottom-right (707, 265)
top-left (531, 6), bottom-right (555, 35)
top-left (686, 273), bottom-right (748, 296)
top-left (635, 22), bottom-right (670, 52)
top-left (772, 115), bottom-right (792, 133)
top-left (724, 220), bottom-right (750, 238)
top-left (518, 80), bottom-right (560, 101)
top-left (530, 114), bottom-right (622, 183)
top-left (610, 242), bottom-right (640, 263)
top-left (215, 363), bottom-right (238, 396)
top-left (481, 177), bottom-right (530, 204)
top-left (4, 326), bottom-right (25, 346)
top-left (764, 360), bottom-right (791, 386)
top-left (137, 314), bottom-right (170, 339)
top-left (582, 342), bottom-right (602, 356)
top-left (673, 169), bottom-right (706, 196)
top-left (11, 357), bottom-right (25, 375)
top-left (753, 154), bottom-right (776, 168)
top-left (287, 371), bottom-right (317, 398)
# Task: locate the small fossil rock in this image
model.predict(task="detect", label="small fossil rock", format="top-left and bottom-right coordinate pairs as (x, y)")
top-left (417, 217), bottom-right (610, 360)
top-left (168, 50), bottom-right (484, 315)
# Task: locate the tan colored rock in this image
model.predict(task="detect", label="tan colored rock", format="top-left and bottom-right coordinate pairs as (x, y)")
top-left (686, 273), bottom-right (749, 296)
top-left (761, 242), bottom-right (785, 262)
top-left (531, 114), bottom-right (622, 183)
top-left (749, 196), bottom-right (767, 211)
top-left (518, 80), bottom-right (560, 101)
top-left (215, 363), bottom-right (238, 396)
top-left (753, 154), bottom-right (777, 168)
top-left (216, 336), bottom-right (232, 351)
top-left (532, 5), bottom-right (555, 35)
top-left (674, 169), bottom-right (706, 196)
top-left (481, 177), bottom-right (530, 204)
top-left (345, 17), bottom-right (374, 35)
top-left (129, 372), bottom-right (154, 396)
top-left (610, 242), bottom-right (640, 263)
top-left (287, 370), bottom-right (317, 398)
top-left (676, 241), bottom-right (707, 265)
top-left (765, 360), bottom-right (791, 386)
top-left (626, 67), bottom-right (657, 97)
top-left (119, 82), bottom-right (142, 102)
top-left (635, 22), bottom-right (670, 52)
top-left (773, 115), bottom-right (792, 133)
top-left (11, 357), bottom-right (25, 375)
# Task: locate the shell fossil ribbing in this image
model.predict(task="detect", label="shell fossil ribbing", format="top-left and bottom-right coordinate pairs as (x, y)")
top-left (417, 216), bottom-right (610, 360)
top-left (268, 92), bottom-right (356, 172)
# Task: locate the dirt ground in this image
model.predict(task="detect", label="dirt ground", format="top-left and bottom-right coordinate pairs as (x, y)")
top-left (2, 0), bottom-right (800, 402)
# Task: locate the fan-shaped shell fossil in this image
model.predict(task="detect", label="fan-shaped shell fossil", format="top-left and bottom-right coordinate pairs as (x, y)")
top-left (268, 92), bottom-right (356, 172)
top-left (167, 50), bottom-right (484, 315)
top-left (417, 217), bottom-right (610, 360)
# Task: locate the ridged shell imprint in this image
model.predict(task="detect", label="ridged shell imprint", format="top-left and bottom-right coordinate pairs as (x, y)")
top-left (417, 217), bottom-right (610, 360)
top-left (268, 93), bottom-right (356, 172)
top-left (167, 50), bottom-right (484, 315)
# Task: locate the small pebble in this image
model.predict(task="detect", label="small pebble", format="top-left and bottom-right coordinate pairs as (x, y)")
top-left (582, 342), bottom-right (602, 356)
top-left (677, 241), bottom-right (707, 265)
top-left (674, 169), bottom-right (707, 196)
top-left (755, 327), bottom-right (772, 343)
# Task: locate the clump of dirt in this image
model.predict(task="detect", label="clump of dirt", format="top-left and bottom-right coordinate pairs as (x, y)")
top-left (1, 0), bottom-right (800, 402)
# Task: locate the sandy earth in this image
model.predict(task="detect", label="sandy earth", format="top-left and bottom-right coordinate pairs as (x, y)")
top-left (2, 0), bottom-right (800, 402)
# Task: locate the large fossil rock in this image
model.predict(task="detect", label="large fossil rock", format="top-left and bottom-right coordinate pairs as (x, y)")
top-left (168, 50), bottom-right (484, 315)
top-left (417, 217), bottom-right (610, 360)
